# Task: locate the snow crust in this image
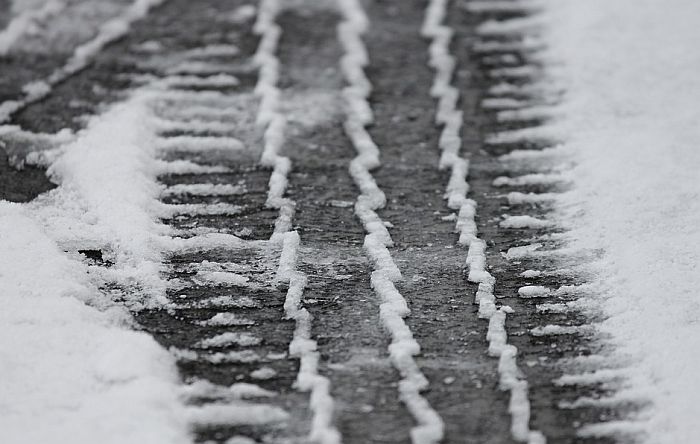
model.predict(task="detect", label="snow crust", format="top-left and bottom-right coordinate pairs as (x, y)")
top-left (527, 0), bottom-right (700, 441)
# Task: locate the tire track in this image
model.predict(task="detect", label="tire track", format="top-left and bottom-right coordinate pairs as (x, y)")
top-left (253, 1), bottom-right (340, 442)
top-left (277, 5), bottom-right (418, 443)
top-left (338, 1), bottom-right (444, 442)
top-left (452, 2), bottom-right (626, 442)
top-left (422, 1), bottom-right (544, 443)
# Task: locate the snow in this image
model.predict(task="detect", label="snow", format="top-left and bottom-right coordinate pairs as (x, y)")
top-left (196, 313), bottom-right (255, 327)
top-left (188, 295), bottom-right (260, 309)
top-left (554, 369), bottom-right (626, 387)
top-left (185, 402), bottom-right (289, 427)
top-left (161, 202), bottom-right (242, 217)
top-left (493, 173), bottom-right (567, 187)
top-left (529, 325), bottom-right (593, 337)
top-left (155, 159), bottom-right (231, 175)
top-left (250, 367), bottom-right (277, 380)
top-left (517, 286), bottom-right (550, 298)
top-left (500, 215), bottom-right (552, 229)
top-left (0, 0), bottom-right (166, 122)
top-left (160, 73), bottom-right (241, 88)
top-left (193, 271), bottom-right (251, 287)
top-left (196, 332), bottom-right (262, 348)
top-left (181, 380), bottom-right (276, 401)
top-left (506, 192), bottom-right (556, 206)
top-left (0, 203), bottom-right (188, 444)
top-left (162, 183), bottom-right (246, 197)
top-left (27, 91), bottom-right (168, 308)
top-left (339, 0), bottom-right (445, 441)
top-left (253, 3), bottom-right (340, 443)
top-left (156, 135), bottom-right (245, 152)
top-left (531, 0), bottom-right (700, 441)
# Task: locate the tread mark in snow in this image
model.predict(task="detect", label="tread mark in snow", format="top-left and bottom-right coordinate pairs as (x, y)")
top-left (423, 1), bottom-right (544, 443)
top-left (338, 1), bottom-right (445, 443)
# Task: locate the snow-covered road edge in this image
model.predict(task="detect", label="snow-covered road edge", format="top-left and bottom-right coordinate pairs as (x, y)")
top-left (527, 0), bottom-right (700, 442)
top-left (0, 202), bottom-right (188, 444)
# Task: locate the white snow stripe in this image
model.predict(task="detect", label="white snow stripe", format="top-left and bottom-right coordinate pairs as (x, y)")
top-left (423, 0), bottom-right (476, 247)
top-left (185, 402), bottom-right (289, 426)
top-left (167, 61), bottom-right (251, 76)
top-left (196, 332), bottom-right (262, 348)
top-left (153, 116), bottom-right (238, 134)
top-left (181, 44), bottom-right (241, 59)
top-left (162, 73), bottom-right (241, 88)
top-left (155, 105), bottom-right (239, 120)
top-left (129, 73), bottom-right (242, 89)
top-left (339, 1), bottom-right (444, 443)
top-left (423, 1), bottom-right (544, 443)
top-left (153, 89), bottom-right (248, 108)
top-left (192, 271), bottom-right (252, 287)
top-left (156, 135), bottom-right (245, 152)
top-left (253, 0), bottom-right (294, 237)
top-left (506, 192), bottom-right (557, 205)
top-left (180, 380), bottom-right (276, 400)
top-left (162, 232), bottom-right (250, 253)
top-left (529, 325), bottom-right (594, 337)
top-left (162, 183), bottom-right (245, 197)
top-left (492, 173), bottom-right (569, 187)
top-left (171, 347), bottom-right (263, 364)
top-left (497, 106), bottom-right (557, 123)
top-left (553, 369), bottom-right (627, 387)
top-left (489, 65), bottom-right (542, 80)
top-left (498, 147), bottom-right (564, 161)
top-left (500, 215), bottom-right (552, 229)
top-left (482, 97), bottom-right (531, 110)
top-left (160, 202), bottom-right (242, 217)
top-left (486, 126), bottom-right (561, 145)
top-left (253, 3), bottom-right (341, 443)
top-left (155, 159), bottom-right (232, 175)
top-left (472, 37), bottom-right (546, 54)
top-left (576, 421), bottom-right (647, 440)
top-left (277, 232), bottom-right (341, 444)
top-left (196, 313), bottom-right (255, 327)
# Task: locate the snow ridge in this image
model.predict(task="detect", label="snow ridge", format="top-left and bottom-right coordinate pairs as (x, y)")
top-left (422, 1), bottom-right (544, 443)
top-left (253, 2), bottom-right (340, 443)
top-left (0, 0), bottom-right (168, 122)
top-left (338, 1), bottom-right (444, 443)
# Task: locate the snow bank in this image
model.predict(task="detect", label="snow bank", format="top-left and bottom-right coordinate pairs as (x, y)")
top-left (539, 0), bottom-right (700, 441)
top-left (0, 203), bottom-right (188, 444)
